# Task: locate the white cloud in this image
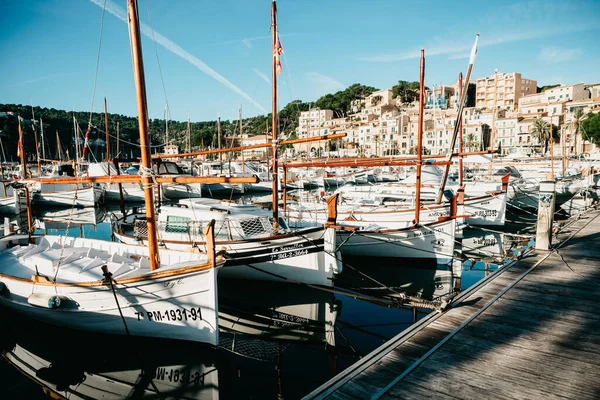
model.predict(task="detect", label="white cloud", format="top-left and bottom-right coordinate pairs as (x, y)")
top-left (359, 0), bottom-right (597, 64)
top-left (538, 46), bottom-right (583, 63)
top-left (359, 26), bottom-right (592, 62)
top-left (306, 72), bottom-right (345, 92)
top-left (88, 0), bottom-right (268, 113)
top-left (253, 68), bottom-right (270, 85)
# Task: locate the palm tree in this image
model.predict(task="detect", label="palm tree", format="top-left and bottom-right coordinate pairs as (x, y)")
top-left (465, 133), bottom-right (477, 151)
top-left (530, 119), bottom-right (552, 155)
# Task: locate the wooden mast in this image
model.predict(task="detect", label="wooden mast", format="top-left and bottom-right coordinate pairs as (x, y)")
top-left (187, 113), bottom-right (191, 154)
top-left (458, 72), bottom-right (464, 186)
top-left (40, 117), bottom-right (46, 160)
top-left (104, 97), bottom-right (110, 176)
top-left (414, 49), bottom-right (425, 225)
top-left (116, 121), bottom-right (120, 157)
top-left (239, 105), bottom-right (244, 171)
top-left (18, 118), bottom-right (27, 179)
top-left (18, 117), bottom-right (33, 237)
top-left (127, 0), bottom-right (160, 271)
top-left (217, 115), bottom-right (222, 173)
top-left (271, 0), bottom-right (279, 223)
top-left (31, 106), bottom-right (41, 177)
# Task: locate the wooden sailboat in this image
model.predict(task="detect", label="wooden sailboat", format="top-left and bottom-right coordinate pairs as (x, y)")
top-left (0, 0), bottom-right (223, 346)
top-left (112, 1), bottom-right (343, 287)
top-left (320, 51), bottom-right (457, 266)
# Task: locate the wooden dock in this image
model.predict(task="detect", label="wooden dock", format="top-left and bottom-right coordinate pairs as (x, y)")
top-left (306, 208), bottom-right (600, 399)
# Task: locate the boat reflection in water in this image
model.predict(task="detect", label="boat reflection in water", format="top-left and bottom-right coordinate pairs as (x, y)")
top-left (335, 257), bottom-right (462, 302)
top-left (1, 307), bottom-right (219, 399)
top-left (1, 278), bottom-right (351, 399)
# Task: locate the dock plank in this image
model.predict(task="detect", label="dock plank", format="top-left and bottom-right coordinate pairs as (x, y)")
top-left (308, 209), bottom-right (600, 400)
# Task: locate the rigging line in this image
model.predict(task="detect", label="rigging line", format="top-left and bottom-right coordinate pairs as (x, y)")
top-left (105, 276), bottom-right (165, 399)
top-left (88, 124), bottom-right (164, 148)
top-left (144, 0), bottom-right (170, 129)
top-left (88, 0), bottom-right (107, 126)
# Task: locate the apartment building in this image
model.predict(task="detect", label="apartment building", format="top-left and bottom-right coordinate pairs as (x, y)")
top-left (476, 71), bottom-right (537, 110)
top-left (298, 108), bottom-right (334, 139)
top-left (425, 85), bottom-right (455, 110)
top-left (518, 83), bottom-right (588, 109)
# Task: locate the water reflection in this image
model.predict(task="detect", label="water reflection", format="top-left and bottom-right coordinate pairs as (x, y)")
top-left (0, 203), bottom-right (537, 398)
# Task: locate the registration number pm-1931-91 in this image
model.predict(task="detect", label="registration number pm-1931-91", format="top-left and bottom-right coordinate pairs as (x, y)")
top-left (135, 307), bottom-right (203, 322)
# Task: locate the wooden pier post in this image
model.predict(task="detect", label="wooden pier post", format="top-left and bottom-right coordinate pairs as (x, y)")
top-left (535, 181), bottom-right (556, 251)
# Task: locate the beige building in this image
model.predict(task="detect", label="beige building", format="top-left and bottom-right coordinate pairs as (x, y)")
top-left (476, 71), bottom-right (537, 110)
top-left (519, 83), bottom-right (588, 109)
top-left (298, 109), bottom-right (334, 139)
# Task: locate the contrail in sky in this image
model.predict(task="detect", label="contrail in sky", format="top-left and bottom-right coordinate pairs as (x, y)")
top-left (89, 0), bottom-right (268, 113)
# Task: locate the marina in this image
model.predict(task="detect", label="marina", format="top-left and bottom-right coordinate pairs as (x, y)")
top-left (1, 0), bottom-right (599, 399)
top-left (306, 207), bottom-right (600, 400)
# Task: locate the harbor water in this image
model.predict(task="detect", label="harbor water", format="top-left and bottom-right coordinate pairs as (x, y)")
top-left (0, 198), bottom-right (542, 399)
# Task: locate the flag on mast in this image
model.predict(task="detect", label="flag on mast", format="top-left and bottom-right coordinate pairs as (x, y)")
top-left (82, 124), bottom-right (91, 158)
top-left (17, 118), bottom-right (23, 158)
top-left (274, 32), bottom-right (283, 75)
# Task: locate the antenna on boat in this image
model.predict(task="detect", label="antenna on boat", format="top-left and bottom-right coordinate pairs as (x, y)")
top-left (127, 0), bottom-right (160, 271)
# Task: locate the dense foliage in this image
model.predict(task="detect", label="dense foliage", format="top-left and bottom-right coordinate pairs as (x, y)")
top-left (0, 83), bottom-right (416, 162)
top-left (582, 112), bottom-right (600, 144)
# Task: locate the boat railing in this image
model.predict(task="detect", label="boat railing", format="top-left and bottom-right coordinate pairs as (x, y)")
top-left (133, 216), bottom-right (281, 242)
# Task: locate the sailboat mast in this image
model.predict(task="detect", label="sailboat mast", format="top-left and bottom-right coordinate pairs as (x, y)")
top-left (127, 0), bottom-right (160, 271)
top-left (116, 121), bottom-right (120, 157)
top-left (40, 117), bottom-right (46, 160)
top-left (104, 97), bottom-right (110, 170)
top-left (56, 130), bottom-right (61, 161)
top-left (187, 113), bottom-right (191, 153)
top-left (31, 105), bottom-right (41, 176)
top-left (18, 118), bottom-right (27, 179)
top-left (239, 105), bottom-right (244, 171)
top-left (458, 72), bottom-right (464, 186)
top-left (435, 34), bottom-right (479, 203)
top-left (414, 49), bottom-right (425, 225)
top-left (165, 103), bottom-right (169, 147)
top-left (217, 115), bottom-right (222, 171)
top-left (271, 0), bottom-right (279, 223)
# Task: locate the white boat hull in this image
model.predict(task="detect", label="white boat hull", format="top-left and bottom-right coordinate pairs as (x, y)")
top-left (287, 192), bottom-right (507, 228)
top-left (33, 185), bottom-right (103, 208)
top-left (336, 219), bottom-right (456, 265)
top-left (0, 235), bottom-right (220, 345)
top-left (115, 227), bottom-right (342, 287)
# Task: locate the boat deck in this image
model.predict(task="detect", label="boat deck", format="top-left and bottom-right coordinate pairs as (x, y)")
top-left (306, 208), bottom-right (600, 399)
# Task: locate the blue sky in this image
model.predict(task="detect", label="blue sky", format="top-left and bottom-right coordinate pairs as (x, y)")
top-left (1, 0), bottom-right (598, 122)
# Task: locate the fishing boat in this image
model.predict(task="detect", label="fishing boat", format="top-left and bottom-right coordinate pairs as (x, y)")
top-left (0, 233), bottom-right (222, 344)
top-left (285, 177), bottom-right (508, 229)
top-left (112, 199), bottom-right (342, 287)
top-left (29, 163), bottom-right (104, 208)
top-left (88, 162), bottom-right (147, 203)
top-left (0, 0), bottom-right (231, 346)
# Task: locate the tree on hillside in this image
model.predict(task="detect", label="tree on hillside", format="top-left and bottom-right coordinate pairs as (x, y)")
top-left (391, 81), bottom-right (427, 104)
top-left (581, 112), bottom-right (600, 145)
top-left (314, 84), bottom-right (378, 116)
top-left (536, 84), bottom-right (560, 93)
